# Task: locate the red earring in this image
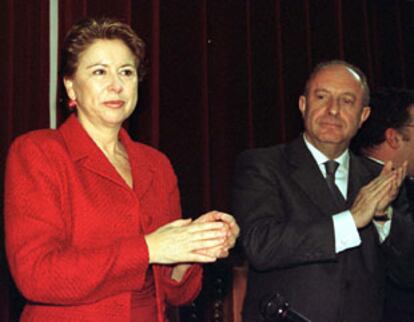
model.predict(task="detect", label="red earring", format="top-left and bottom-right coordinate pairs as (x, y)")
top-left (68, 99), bottom-right (77, 110)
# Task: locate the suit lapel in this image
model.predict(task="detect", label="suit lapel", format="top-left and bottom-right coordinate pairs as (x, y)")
top-left (347, 154), bottom-right (383, 272)
top-left (346, 153), bottom-right (373, 208)
top-left (59, 115), bottom-right (154, 197)
top-left (287, 137), bottom-right (347, 216)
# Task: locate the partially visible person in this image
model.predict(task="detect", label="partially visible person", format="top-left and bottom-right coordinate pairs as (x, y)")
top-left (352, 88), bottom-right (414, 322)
top-left (232, 60), bottom-right (414, 322)
top-left (5, 17), bottom-right (239, 322)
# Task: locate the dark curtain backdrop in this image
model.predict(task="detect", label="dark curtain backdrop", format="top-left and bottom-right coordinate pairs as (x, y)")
top-left (1, 1), bottom-right (413, 321)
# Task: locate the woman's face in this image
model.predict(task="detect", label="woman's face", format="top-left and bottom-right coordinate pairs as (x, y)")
top-left (64, 39), bottom-right (138, 129)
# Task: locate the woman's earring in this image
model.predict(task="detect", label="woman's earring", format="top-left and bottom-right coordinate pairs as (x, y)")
top-left (68, 99), bottom-right (77, 110)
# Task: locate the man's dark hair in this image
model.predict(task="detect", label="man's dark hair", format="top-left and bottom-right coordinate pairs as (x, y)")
top-left (351, 88), bottom-right (414, 154)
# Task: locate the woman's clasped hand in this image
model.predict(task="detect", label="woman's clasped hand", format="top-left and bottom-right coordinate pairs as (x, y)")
top-left (145, 210), bottom-right (240, 264)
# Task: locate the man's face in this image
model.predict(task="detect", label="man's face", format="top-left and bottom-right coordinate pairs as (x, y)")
top-left (396, 105), bottom-right (414, 176)
top-left (299, 65), bottom-right (371, 154)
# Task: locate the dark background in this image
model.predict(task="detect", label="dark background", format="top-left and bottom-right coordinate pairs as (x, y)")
top-left (1, 1), bottom-right (413, 321)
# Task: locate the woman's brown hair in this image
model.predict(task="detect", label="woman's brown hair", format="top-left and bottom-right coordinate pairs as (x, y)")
top-left (60, 17), bottom-right (146, 80)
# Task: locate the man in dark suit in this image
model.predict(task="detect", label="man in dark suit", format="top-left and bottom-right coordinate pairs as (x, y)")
top-left (351, 88), bottom-right (414, 322)
top-left (232, 61), bottom-right (414, 322)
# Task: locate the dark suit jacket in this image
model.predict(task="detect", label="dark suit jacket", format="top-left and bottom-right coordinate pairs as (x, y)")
top-left (232, 137), bottom-right (414, 322)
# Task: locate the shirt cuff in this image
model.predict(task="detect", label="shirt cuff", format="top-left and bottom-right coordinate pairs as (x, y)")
top-left (332, 210), bottom-right (361, 253)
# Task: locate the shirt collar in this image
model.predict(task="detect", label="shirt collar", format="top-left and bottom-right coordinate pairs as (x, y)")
top-left (303, 134), bottom-right (349, 175)
top-left (367, 156), bottom-right (385, 165)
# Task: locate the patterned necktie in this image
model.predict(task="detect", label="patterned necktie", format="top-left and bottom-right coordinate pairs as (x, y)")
top-left (324, 160), bottom-right (346, 206)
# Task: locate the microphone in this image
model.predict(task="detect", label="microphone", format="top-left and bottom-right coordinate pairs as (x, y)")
top-left (260, 293), bottom-right (312, 322)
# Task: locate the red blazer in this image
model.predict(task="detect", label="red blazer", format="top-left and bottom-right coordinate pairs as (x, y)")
top-left (5, 115), bottom-right (202, 322)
